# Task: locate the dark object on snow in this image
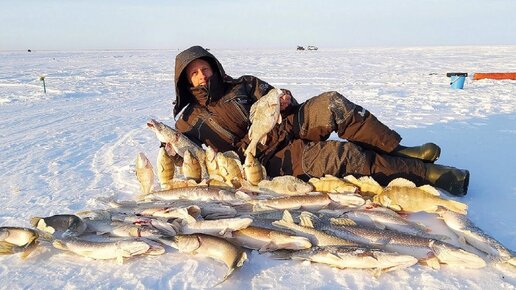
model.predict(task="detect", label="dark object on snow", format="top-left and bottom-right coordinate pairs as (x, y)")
top-left (446, 72), bottom-right (468, 77)
top-left (297, 46), bottom-right (305, 51)
top-left (28, 49), bottom-right (32, 52)
top-left (425, 163), bottom-right (470, 196)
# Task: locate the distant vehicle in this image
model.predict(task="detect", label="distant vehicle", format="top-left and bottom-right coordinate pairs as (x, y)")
top-left (296, 46), bottom-right (305, 51)
top-left (307, 46), bottom-right (318, 51)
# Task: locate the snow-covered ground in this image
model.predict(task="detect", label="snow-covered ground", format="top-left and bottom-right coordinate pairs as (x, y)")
top-left (0, 46), bottom-right (515, 289)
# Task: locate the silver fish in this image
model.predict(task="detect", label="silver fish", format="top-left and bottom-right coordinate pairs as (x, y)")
top-left (147, 119), bottom-right (207, 178)
top-left (142, 186), bottom-right (240, 202)
top-left (437, 208), bottom-right (513, 261)
top-left (163, 234), bottom-right (247, 283)
top-left (245, 88), bottom-right (283, 157)
top-left (53, 238), bottom-right (151, 264)
top-left (229, 225), bottom-right (311, 251)
top-left (179, 217), bottom-right (253, 237)
top-left (328, 218), bottom-right (486, 268)
top-left (341, 208), bottom-right (447, 240)
top-left (31, 214), bottom-right (87, 238)
top-left (272, 210), bottom-right (358, 247)
top-left (274, 246), bottom-right (417, 276)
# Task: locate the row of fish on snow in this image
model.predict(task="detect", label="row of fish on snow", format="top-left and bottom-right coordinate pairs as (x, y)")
top-left (2, 120), bottom-right (515, 282)
top-left (1, 89), bottom-right (515, 283)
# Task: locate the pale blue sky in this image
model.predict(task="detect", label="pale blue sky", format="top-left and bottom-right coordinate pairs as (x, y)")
top-left (1, 0), bottom-right (515, 50)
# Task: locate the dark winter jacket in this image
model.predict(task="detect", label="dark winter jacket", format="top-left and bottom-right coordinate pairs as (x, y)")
top-left (174, 46), bottom-right (299, 161)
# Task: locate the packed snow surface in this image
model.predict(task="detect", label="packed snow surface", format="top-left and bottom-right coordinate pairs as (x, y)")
top-left (0, 46), bottom-right (515, 289)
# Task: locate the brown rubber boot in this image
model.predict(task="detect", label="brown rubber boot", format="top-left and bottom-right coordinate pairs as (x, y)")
top-left (392, 143), bottom-right (441, 163)
top-left (425, 163), bottom-right (470, 196)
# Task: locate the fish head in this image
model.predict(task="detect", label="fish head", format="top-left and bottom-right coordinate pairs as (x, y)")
top-left (136, 152), bottom-right (151, 168)
top-left (147, 119), bottom-right (179, 143)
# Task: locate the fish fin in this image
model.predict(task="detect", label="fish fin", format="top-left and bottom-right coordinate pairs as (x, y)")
top-left (444, 200), bottom-right (468, 215)
top-left (419, 184), bottom-right (440, 196)
top-left (20, 241), bottom-right (39, 259)
top-left (116, 253), bottom-right (124, 265)
top-left (330, 218), bottom-right (358, 226)
top-left (390, 204), bottom-right (403, 211)
top-left (282, 210), bottom-right (294, 223)
top-left (0, 241), bottom-right (16, 255)
top-left (277, 114), bottom-right (282, 125)
top-left (259, 135), bottom-right (268, 146)
top-left (387, 178), bottom-right (416, 188)
top-left (299, 212), bottom-right (316, 228)
top-left (419, 256), bottom-right (441, 269)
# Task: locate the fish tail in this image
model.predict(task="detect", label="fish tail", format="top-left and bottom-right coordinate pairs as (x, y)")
top-left (444, 200), bottom-right (468, 215)
top-left (0, 241), bottom-right (16, 255)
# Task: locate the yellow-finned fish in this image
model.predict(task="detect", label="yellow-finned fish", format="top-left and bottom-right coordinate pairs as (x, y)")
top-left (373, 178), bottom-right (468, 214)
top-left (258, 175), bottom-right (313, 196)
top-left (156, 147), bottom-right (176, 190)
top-left (0, 227), bottom-right (39, 258)
top-left (135, 152), bottom-right (155, 194)
top-left (182, 149), bottom-right (202, 183)
top-left (343, 175), bottom-right (384, 195)
top-left (205, 146), bottom-right (221, 180)
top-left (245, 88), bottom-right (283, 157)
top-left (216, 151), bottom-right (243, 186)
top-left (309, 175), bottom-right (358, 193)
top-left (243, 152), bottom-right (265, 186)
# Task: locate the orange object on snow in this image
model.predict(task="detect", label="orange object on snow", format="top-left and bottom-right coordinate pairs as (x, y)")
top-left (473, 73), bottom-right (516, 80)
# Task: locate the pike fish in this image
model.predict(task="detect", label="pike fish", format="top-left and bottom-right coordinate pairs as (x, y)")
top-left (31, 214), bottom-right (87, 238)
top-left (328, 218), bottom-right (486, 268)
top-left (245, 88), bottom-right (283, 157)
top-left (53, 238), bottom-right (151, 264)
top-left (179, 217), bottom-right (253, 237)
top-left (228, 225), bottom-right (312, 251)
top-left (341, 208), bottom-right (447, 240)
top-left (147, 119), bottom-right (207, 178)
top-left (164, 234), bottom-right (247, 283)
top-left (258, 175), bottom-right (314, 196)
top-left (141, 186), bottom-right (240, 202)
top-left (437, 208), bottom-right (514, 262)
top-left (373, 178), bottom-right (468, 214)
top-left (135, 152), bottom-right (155, 194)
top-left (0, 227), bottom-right (39, 257)
top-left (272, 210), bottom-right (358, 247)
top-left (273, 246), bottom-right (417, 276)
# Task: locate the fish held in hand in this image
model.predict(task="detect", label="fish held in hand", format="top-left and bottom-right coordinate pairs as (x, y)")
top-left (147, 119), bottom-right (207, 178)
top-left (245, 88), bottom-right (283, 157)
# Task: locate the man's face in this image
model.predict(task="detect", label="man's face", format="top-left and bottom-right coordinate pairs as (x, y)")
top-left (185, 59), bottom-right (213, 87)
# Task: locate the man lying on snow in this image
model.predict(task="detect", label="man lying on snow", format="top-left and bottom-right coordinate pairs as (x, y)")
top-left (171, 45), bottom-right (469, 196)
